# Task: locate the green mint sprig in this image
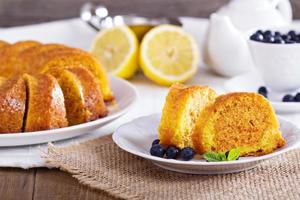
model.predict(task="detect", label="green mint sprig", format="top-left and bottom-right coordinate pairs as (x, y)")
top-left (203, 149), bottom-right (240, 162)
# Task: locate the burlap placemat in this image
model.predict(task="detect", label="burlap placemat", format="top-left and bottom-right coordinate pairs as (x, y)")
top-left (44, 135), bottom-right (300, 200)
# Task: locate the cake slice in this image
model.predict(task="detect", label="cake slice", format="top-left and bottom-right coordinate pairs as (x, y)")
top-left (53, 66), bottom-right (108, 126)
top-left (159, 83), bottom-right (217, 149)
top-left (23, 74), bottom-right (68, 132)
top-left (192, 92), bottom-right (285, 156)
top-left (0, 76), bottom-right (26, 133)
top-left (28, 48), bottom-right (114, 101)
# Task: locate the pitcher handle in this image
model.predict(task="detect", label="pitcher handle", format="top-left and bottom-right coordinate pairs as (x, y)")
top-left (272, 0), bottom-right (293, 23)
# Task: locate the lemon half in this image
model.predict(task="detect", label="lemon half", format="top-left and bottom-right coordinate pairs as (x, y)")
top-left (139, 25), bottom-right (199, 86)
top-left (90, 26), bottom-right (139, 79)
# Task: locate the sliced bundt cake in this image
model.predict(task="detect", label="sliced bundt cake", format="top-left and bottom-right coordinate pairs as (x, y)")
top-left (192, 92), bottom-right (285, 156)
top-left (0, 41), bottom-right (112, 133)
top-left (27, 48), bottom-right (113, 101)
top-left (23, 74), bottom-right (68, 132)
top-left (159, 83), bottom-right (217, 149)
top-left (52, 66), bottom-right (108, 126)
top-left (0, 41), bottom-right (41, 77)
top-left (0, 76), bottom-right (26, 133)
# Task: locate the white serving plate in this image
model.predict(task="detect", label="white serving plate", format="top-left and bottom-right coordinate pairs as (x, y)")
top-left (113, 114), bottom-right (300, 175)
top-left (224, 72), bottom-right (300, 114)
top-left (0, 76), bottom-right (138, 147)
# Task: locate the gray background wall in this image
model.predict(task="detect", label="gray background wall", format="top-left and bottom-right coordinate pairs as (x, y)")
top-left (0, 0), bottom-right (300, 27)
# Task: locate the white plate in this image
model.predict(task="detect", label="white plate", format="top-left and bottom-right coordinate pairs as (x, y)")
top-left (113, 114), bottom-right (300, 174)
top-left (224, 72), bottom-right (300, 114)
top-left (0, 76), bottom-right (138, 147)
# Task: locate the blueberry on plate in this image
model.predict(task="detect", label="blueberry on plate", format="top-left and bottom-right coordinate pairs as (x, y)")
top-left (250, 33), bottom-right (264, 42)
top-left (152, 139), bottom-right (160, 146)
top-left (294, 93), bottom-right (300, 102)
top-left (166, 146), bottom-right (179, 159)
top-left (258, 86), bottom-right (268, 98)
top-left (180, 147), bottom-right (195, 161)
top-left (150, 144), bottom-right (166, 157)
top-left (282, 94), bottom-right (294, 102)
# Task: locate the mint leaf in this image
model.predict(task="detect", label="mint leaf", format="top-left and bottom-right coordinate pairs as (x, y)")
top-left (203, 149), bottom-right (240, 162)
top-left (218, 152), bottom-right (227, 161)
top-left (226, 149), bottom-right (240, 161)
top-left (203, 152), bottom-right (221, 162)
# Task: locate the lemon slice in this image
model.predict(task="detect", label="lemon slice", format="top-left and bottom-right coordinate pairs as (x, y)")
top-left (90, 26), bottom-right (139, 79)
top-left (139, 25), bottom-right (199, 86)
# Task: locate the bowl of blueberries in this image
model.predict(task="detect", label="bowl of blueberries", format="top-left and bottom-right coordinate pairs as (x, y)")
top-left (248, 28), bottom-right (300, 94)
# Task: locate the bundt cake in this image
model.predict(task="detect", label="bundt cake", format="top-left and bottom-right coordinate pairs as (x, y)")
top-left (0, 40), bottom-right (113, 133)
top-left (192, 92), bottom-right (285, 156)
top-left (23, 74), bottom-right (68, 132)
top-left (0, 41), bottom-right (41, 77)
top-left (52, 66), bottom-right (108, 126)
top-left (0, 76), bottom-right (26, 133)
top-left (159, 83), bottom-right (217, 149)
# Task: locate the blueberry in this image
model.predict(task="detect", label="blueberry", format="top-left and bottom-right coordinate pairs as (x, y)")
top-left (256, 30), bottom-right (264, 35)
top-left (294, 93), bottom-right (300, 102)
top-left (274, 35), bottom-right (284, 44)
top-left (285, 39), bottom-right (296, 44)
top-left (179, 147), bottom-right (195, 161)
top-left (296, 34), bottom-right (300, 43)
top-left (166, 146), bottom-right (179, 159)
top-left (263, 30), bottom-right (272, 37)
top-left (282, 94), bottom-right (294, 102)
top-left (152, 139), bottom-right (160, 146)
top-left (295, 37), bottom-right (300, 43)
top-left (264, 35), bottom-right (275, 43)
top-left (258, 86), bottom-right (267, 94)
top-left (250, 33), bottom-right (264, 42)
top-left (288, 30), bottom-right (297, 37)
top-left (274, 31), bottom-right (281, 36)
top-left (282, 34), bottom-right (291, 41)
top-left (258, 86), bottom-right (268, 98)
top-left (274, 38), bottom-right (284, 44)
top-left (150, 144), bottom-right (166, 157)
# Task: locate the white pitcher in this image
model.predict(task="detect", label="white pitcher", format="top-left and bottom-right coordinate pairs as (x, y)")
top-left (205, 0), bottom-right (292, 77)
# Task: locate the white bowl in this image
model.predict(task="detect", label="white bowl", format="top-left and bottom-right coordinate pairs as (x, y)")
top-left (248, 27), bottom-right (300, 92)
top-left (0, 76), bottom-right (138, 147)
top-left (113, 114), bottom-right (300, 174)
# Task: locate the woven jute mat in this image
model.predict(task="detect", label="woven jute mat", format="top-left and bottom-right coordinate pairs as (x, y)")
top-left (44, 135), bottom-right (300, 200)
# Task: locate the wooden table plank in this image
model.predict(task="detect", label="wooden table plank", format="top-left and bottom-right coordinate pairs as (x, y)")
top-left (0, 168), bottom-right (35, 200)
top-left (34, 168), bottom-right (115, 200)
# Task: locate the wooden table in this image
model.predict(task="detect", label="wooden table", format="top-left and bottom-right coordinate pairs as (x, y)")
top-left (0, 0), bottom-right (300, 199)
